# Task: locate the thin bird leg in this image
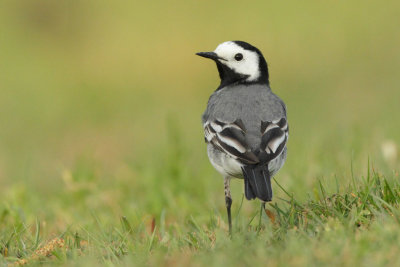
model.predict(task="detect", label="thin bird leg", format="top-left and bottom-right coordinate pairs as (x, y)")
top-left (224, 177), bottom-right (232, 234)
top-left (258, 202), bottom-right (266, 233)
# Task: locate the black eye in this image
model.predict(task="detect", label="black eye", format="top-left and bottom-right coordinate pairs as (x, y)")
top-left (234, 53), bottom-right (243, 61)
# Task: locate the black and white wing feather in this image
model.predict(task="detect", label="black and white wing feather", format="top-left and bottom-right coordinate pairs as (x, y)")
top-left (204, 119), bottom-right (259, 164)
top-left (259, 118), bottom-right (288, 163)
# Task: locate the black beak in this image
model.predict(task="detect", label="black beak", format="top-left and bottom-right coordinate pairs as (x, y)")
top-left (196, 52), bottom-right (225, 61)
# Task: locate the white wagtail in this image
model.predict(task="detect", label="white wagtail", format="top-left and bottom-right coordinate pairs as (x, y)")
top-left (197, 41), bottom-right (288, 232)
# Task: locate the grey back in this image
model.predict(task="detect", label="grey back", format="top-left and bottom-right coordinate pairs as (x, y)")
top-left (203, 84), bottom-right (286, 150)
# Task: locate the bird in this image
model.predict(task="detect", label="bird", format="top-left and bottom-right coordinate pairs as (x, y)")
top-left (197, 41), bottom-right (288, 233)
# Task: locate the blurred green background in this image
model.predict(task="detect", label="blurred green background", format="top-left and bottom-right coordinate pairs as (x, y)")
top-left (0, 0), bottom-right (400, 244)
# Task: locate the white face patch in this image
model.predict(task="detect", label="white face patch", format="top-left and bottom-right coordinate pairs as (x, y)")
top-left (214, 41), bottom-right (260, 82)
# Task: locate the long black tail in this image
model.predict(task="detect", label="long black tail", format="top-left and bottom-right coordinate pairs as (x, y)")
top-left (242, 165), bottom-right (272, 202)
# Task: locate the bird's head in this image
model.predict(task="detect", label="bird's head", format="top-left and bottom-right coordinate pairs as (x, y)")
top-left (196, 41), bottom-right (269, 89)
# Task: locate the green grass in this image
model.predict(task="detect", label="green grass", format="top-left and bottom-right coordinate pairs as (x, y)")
top-left (1, 0), bottom-right (400, 266)
top-left (2, 163), bottom-right (400, 266)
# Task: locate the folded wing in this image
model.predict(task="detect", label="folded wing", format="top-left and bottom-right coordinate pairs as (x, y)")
top-left (204, 119), bottom-right (259, 164)
top-left (259, 118), bottom-right (288, 163)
